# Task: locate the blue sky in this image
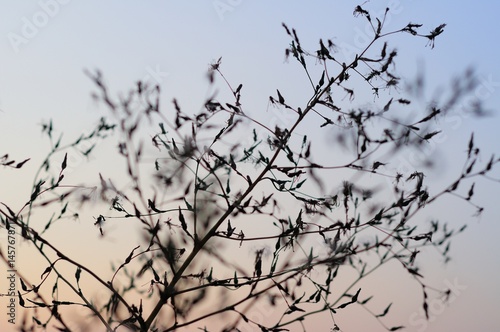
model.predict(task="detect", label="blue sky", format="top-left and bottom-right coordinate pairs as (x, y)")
top-left (1, 1), bottom-right (499, 331)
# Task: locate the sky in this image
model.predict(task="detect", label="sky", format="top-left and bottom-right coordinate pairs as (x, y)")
top-left (1, 1), bottom-right (499, 331)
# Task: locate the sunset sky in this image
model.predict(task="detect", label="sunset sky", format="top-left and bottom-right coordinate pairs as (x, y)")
top-left (1, 1), bottom-right (499, 331)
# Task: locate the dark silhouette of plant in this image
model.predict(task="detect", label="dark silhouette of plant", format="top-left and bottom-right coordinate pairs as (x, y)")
top-left (1, 4), bottom-right (498, 332)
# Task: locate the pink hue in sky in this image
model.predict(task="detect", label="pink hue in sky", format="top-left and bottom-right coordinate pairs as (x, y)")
top-left (0, 1), bottom-right (499, 331)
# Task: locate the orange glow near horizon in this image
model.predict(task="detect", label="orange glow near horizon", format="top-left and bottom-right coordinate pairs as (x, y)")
top-left (1, 1), bottom-right (500, 332)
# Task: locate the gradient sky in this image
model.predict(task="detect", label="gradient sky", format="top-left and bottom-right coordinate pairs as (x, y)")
top-left (1, 1), bottom-right (499, 331)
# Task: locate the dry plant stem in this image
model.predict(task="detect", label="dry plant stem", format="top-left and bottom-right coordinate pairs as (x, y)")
top-left (144, 24), bottom-right (402, 327)
top-left (0, 250), bottom-right (74, 330)
top-left (3, 8), bottom-right (495, 331)
top-left (144, 56), bottom-right (351, 330)
top-left (162, 270), bottom-right (303, 332)
top-left (31, 251), bottom-right (113, 331)
top-left (273, 249), bottom-right (398, 329)
top-left (23, 225), bottom-right (138, 330)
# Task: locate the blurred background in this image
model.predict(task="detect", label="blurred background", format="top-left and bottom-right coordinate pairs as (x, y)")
top-left (1, 1), bottom-right (499, 331)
